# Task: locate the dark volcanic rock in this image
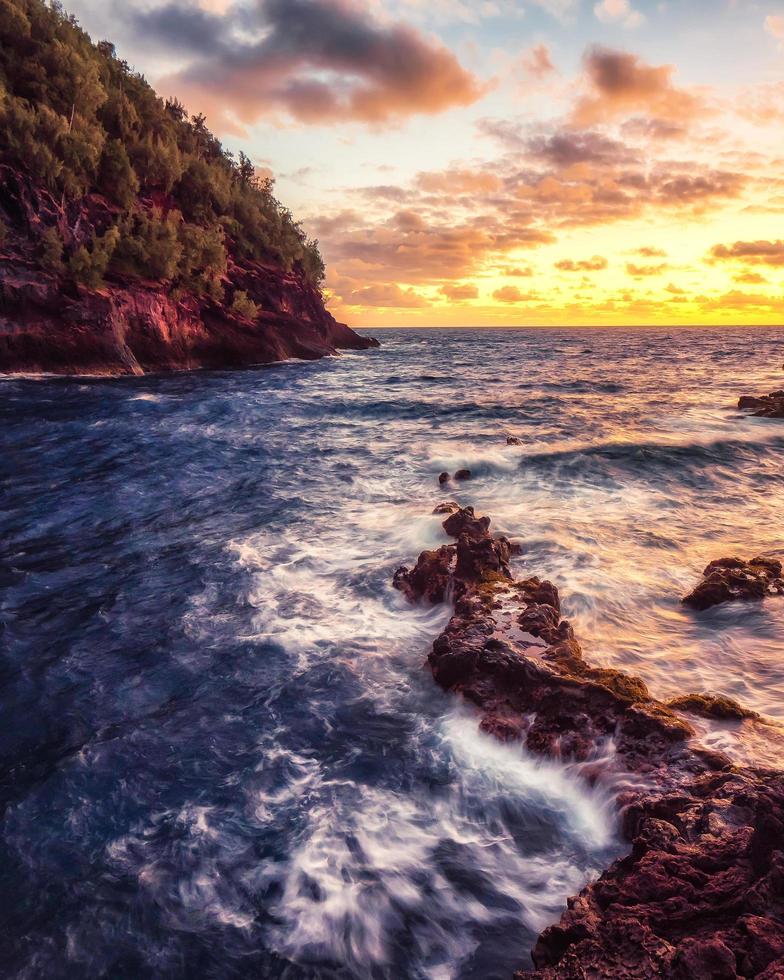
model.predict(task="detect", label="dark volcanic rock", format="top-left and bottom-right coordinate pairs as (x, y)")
top-left (454, 469), bottom-right (472, 481)
top-left (0, 166), bottom-right (378, 376)
top-left (438, 472), bottom-right (450, 486)
top-left (394, 504), bottom-right (784, 979)
top-left (528, 770), bottom-right (784, 979)
top-left (738, 391), bottom-right (784, 418)
top-left (507, 436), bottom-right (524, 446)
top-left (682, 556), bottom-right (784, 610)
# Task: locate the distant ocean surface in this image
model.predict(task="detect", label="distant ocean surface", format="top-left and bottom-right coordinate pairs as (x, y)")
top-left (2, 327), bottom-right (783, 979)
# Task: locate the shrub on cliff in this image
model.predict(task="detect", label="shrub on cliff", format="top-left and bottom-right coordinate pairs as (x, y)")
top-left (68, 225), bottom-right (119, 288)
top-left (0, 0), bottom-right (326, 288)
top-left (39, 226), bottom-right (65, 274)
top-left (98, 138), bottom-right (138, 209)
top-left (230, 290), bottom-right (260, 321)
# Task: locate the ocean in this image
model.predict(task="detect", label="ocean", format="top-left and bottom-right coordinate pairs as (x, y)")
top-left (2, 326), bottom-right (783, 978)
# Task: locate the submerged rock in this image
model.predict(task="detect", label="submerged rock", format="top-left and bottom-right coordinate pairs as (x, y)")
top-left (438, 472), bottom-right (450, 486)
top-left (507, 436), bottom-right (524, 446)
top-left (395, 504), bottom-right (784, 979)
top-left (454, 469), bottom-right (472, 481)
top-left (682, 556), bottom-right (784, 610)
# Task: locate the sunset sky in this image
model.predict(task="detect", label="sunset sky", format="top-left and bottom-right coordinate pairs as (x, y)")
top-left (66, 0), bottom-right (784, 326)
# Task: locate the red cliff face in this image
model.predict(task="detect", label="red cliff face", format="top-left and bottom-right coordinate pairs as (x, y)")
top-left (0, 167), bottom-right (378, 376)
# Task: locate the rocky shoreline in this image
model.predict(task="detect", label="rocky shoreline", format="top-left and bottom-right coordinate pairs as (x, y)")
top-left (394, 504), bottom-right (784, 978)
top-left (0, 167), bottom-right (377, 376)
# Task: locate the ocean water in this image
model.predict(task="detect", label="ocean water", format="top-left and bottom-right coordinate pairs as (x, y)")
top-left (1, 326), bottom-right (783, 979)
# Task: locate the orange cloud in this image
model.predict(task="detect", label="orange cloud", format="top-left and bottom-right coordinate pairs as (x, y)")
top-left (733, 272), bottom-right (768, 284)
top-left (151, 0), bottom-right (486, 130)
top-left (626, 262), bottom-right (667, 277)
top-left (555, 256), bottom-right (608, 271)
top-left (710, 240), bottom-right (784, 266)
top-left (341, 283), bottom-right (430, 308)
top-left (492, 286), bottom-right (538, 303)
top-left (440, 283), bottom-right (479, 300)
top-left (522, 43), bottom-right (556, 79)
top-left (573, 47), bottom-right (702, 126)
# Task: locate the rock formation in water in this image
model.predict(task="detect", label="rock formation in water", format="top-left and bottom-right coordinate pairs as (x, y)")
top-left (682, 556), bottom-right (784, 611)
top-left (0, 1), bottom-right (377, 375)
top-left (394, 507), bottom-right (784, 978)
top-left (738, 392), bottom-right (784, 418)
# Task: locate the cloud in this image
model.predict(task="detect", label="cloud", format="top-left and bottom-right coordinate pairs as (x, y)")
top-left (555, 256), bottom-right (608, 271)
top-left (502, 266), bottom-right (534, 276)
top-left (492, 285), bottom-right (538, 302)
top-left (143, 0), bottom-right (486, 130)
top-left (594, 0), bottom-right (644, 29)
top-left (655, 170), bottom-right (744, 203)
top-left (313, 206), bottom-right (555, 286)
top-left (526, 129), bottom-right (640, 167)
top-left (635, 246), bottom-right (667, 257)
top-left (620, 117), bottom-right (687, 140)
top-left (626, 262), bottom-right (667, 277)
top-left (440, 282), bottom-right (479, 300)
top-left (573, 47), bottom-right (702, 126)
top-left (710, 240), bottom-right (784, 266)
top-left (733, 271), bottom-right (768, 284)
top-left (417, 168), bottom-right (502, 194)
top-left (342, 282), bottom-right (431, 307)
top-left (522, 43), bottom-right (556, 79)
top-left (765, 14), bottom-right (784, 42)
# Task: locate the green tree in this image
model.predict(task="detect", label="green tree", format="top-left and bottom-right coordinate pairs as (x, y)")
top-left (231, 290), bottom-right (259, 320)
top-left (39, 225), bottom-right (64, 273)
top-left (68, 224), bottom-right (120, 288)
top-left (98, 138), bottom-right (138, 207)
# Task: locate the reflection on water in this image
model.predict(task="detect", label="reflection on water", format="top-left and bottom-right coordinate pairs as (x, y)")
top-left (1, 327), bottom-right (783, 978)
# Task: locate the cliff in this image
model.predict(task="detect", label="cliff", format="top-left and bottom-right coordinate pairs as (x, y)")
top-left (0, 167), bottom-right (377, 376)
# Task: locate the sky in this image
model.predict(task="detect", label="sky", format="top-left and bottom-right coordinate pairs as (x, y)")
top-left (65, 0), bottom-right (784, 327)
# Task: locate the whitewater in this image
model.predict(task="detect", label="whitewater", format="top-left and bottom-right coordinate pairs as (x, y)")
top-left (1, 326), bottom-right (783, 978)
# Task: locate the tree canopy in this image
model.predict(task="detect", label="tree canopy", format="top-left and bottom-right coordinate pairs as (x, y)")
top-left (0, 0), bottom-right (326, 291)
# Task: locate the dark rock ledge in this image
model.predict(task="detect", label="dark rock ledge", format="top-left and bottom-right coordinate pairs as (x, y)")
top-left (394, 505), bottom-right (784, 979)
top-left (0, 166), bottom-right (378, 376)
top-left (738, 391), bottom-right (784, 419)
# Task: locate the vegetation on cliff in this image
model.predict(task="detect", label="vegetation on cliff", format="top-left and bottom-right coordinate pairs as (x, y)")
top-left (0, 0), bottom-right (326, 294)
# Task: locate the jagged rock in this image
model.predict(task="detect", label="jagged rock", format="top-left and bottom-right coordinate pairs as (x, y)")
top-left (441, 505), bottom-right (490, 541)
top-left (528, 771), bottom-right (784, 979)
top-left (394, 505), bottom-right (783, 980)
top-left (432, 501), bottom-right (460, 515)
top-left (683, 556), bottom-right (784, 610)
top-left (738, 391), bottom-right (784, 418)
top-left (507, 436), bottom-right (524, 446)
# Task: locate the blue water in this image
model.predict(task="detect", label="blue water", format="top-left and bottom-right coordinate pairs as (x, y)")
top-left (1, 327), bottom-right (783, 978)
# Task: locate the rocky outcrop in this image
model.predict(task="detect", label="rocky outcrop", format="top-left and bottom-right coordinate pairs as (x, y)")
top-left (682, 556), bottom-right (784, 611)
top-left (395, 506), bottom-right (784, 979)
top-left (738, 391), bottom-right (784, 419)
top-left (529, 770), bottom-right (784, 979)
top-left (0, 166), bottom-right (378, 376)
